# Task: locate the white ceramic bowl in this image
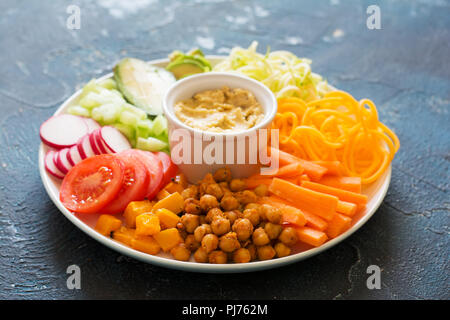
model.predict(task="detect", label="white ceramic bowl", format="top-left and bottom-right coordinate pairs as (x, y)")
top-left (163, 72), bottom-right (277, 183)
top-left (39, 56), bottom-right (392, 273)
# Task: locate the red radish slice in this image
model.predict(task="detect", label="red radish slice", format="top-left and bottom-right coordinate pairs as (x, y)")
top-left (45, 150), bottom-right (65, 179)
top-left (77, 135), bottom-right (96, 160)
top-left (93, 128), bottom-right (110, 154)
top-left (53, 149), bottom-right (60, 169)
top-left (68, 145), bottom-right (82, 166)
top-left (40, 114), bottom-right (88, 149)
top-left (83, 118), bottom-right (101, 133)
top-left (89, 132), bottom-right (101, 155)
top-left (99, 126), bottom-right (131, 153)
top-left (57, 148), bottom-right (73, 174)
top-left (66, 146), bottom-right (75, 166)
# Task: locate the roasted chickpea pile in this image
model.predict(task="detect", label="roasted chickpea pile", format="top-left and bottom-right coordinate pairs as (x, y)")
top-left (174, 168), bottom-right (298, 264)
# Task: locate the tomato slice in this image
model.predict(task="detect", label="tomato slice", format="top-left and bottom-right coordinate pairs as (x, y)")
top-left (60, 154), bottom-right (124, 213)
top-left (132, 150), bottom-right (164, 200)
top-left (154, 151), bottom-right (178, 187)
top-left (99, 150), bottom-right (149, 214)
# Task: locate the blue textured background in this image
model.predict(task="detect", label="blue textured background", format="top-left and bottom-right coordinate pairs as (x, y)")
top-left (0, 0), bottom-right (448, 299)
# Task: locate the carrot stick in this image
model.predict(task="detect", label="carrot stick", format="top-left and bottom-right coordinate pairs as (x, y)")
top-left (302, 210), bottom-right (328, 231)
top-left (326, 213), bottom-right (352, 238)
top-left (268, 147), bottom-right (328, 181)
top-left (269, 178), bottom-right (338, 221)
top-left (301, 181), bottom-right (368, 206)
top-left (251, 162), bottom-right (304, 179)
top-left (295, 227), bottom-right (328, 247)
top-left (318, 176), bottom-right (362, 193)
top-left (313, 161), bottom-right (344, 176)
top-left (259, 196), bottom-right (327, 231)
top-left (244, 178), bottom-right (273, 189)
top-left (336, 200), bottom-right (358, 217)
top-left (258, 196), bottom-right (306, 227)
top-left (299, 174), bottom-right (311, 182)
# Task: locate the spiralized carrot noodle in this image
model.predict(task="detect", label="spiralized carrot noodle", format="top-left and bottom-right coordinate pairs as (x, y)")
top-left (271, 91), bottom-right (400, 184)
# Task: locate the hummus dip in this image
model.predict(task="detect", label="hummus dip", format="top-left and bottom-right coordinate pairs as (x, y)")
top-left (174, 86), bottom-right (264, 132)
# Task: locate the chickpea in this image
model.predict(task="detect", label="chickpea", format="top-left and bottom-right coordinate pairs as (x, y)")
top-left (222, 189), bottom-right (234, 198)
top-left (208, 250), bottom-right (227, 264)
top-left (257, 245), bottom-right (276, 261)
top-left (170, 243), bottom-right (191, 261)
top-left (178, 229), bottom-right (188, 240)
top-left (252, 227), bottom-right (270, 246)
top-left (232, 218), bottom-right (254, 241)
top-left (184, 198), bottom-right (201, 215)
top-left (213, 167), bottom-right (232, 182)
top-left (223, 210), bottom-right (239, 225)
top-left (193, 247), bottom-right (208, 263)
top-left (274, 242), bottom-right (291, 258)
top-left (278, 227), bottom-right (298, 246)
top-left (218, 181), bottom-right (230, 192)
top-left (181, 185), bottom-right (198, 199)
top-left (246, 243), bottom-right (257, 261)
top-left (244, 203), bottom-right (260, 210)
top-left (211, 217), bottom-right (231, 236)
top-left (264, 222), bottom-right (283, 240)
top-left (232, 248), bottom-right (251, 263)
top-left (199, 194), bottom-right (219, 212)
top-left (220, 195), bottom-right (240, 211)
top-left (201, 233), bottom-right (219, 253)
top-left (176, 221), bottom-right (185, 231)
top-left (254, 184), bottom-right (268, 197)
top-left (201, 173), bottom-right (216, 184)
top-left (235, 190), bottom-right (257, 205)
top-left (219, 232), bottom-right (241, 253)
top-left (180, 214), bottom-right (200, 233)
top-left (205, 183), bottom-right (224, 200)
top-left (194, 224), bottom-right (212, 242)
top-left (205, 207), bottom-right (224, 223)
top-left (185, 234), bottom-right (200, 251)
top-left (243, 208), bottom-right (260, 227)
top-left (260, 204), bottom-right (282, 224)
top-left (229, 179), bottom-right (247, 192)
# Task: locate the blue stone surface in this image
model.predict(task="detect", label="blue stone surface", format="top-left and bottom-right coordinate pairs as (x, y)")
top-left (0, 0), bottom-right (448, 299)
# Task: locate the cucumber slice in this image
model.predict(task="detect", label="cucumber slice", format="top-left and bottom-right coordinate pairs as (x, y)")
top-left (98, 78), bottom-right (117, 90)
top-left (91, 103), bottom-right (122, 124)
top-left (119, 110), bottom-right (139, 126)
top-left (113, 123), bottom-right (135, 142)
top-left (68, 105), bottom-right (90, 117)
top-left (123, 103), bottom-right (147, 120)
top-left (152, 114), bottom-right (168, 136)
top-left (136, 119), bottom-right (154, 138)
top-left (114, 58), bottom-right (176, 115)
top-left (136, 136), bottom-right (168, 152)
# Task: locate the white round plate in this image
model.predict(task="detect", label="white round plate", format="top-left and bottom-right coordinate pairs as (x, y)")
top-left (39, 56), bottom-right (391, 273)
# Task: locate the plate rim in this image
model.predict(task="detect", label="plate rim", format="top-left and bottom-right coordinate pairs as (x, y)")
top-left (38, 55), bottom-right (392, 273)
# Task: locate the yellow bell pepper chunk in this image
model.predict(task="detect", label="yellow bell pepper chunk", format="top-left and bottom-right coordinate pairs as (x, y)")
top-left (135, 213), bottom-right (161, 236)
top-left (131, 236), bottom-right (161, 255)
top-left (152, 192), bottom-right (184, 214)
top-left (123, 200), bottom-right (153, 228)
top-left (111, 226), bottom-right (135, 246)
top-left (95, 214), bottom-right (122, 236)
top-left (155, 208), bottom-right (180, 229)
top-left (153, 228), bottom-right (183, 252)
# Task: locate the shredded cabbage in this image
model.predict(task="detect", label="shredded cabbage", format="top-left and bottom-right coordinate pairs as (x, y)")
top-left (213, 41), bottom-right (330, 101)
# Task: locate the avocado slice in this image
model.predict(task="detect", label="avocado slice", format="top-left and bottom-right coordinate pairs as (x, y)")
top-left (166, 49), bottom-right (212, 79)
top-left (114, 58), bottom-right (175, 115)
top-left (167, 59), bottom-right (209, 79)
